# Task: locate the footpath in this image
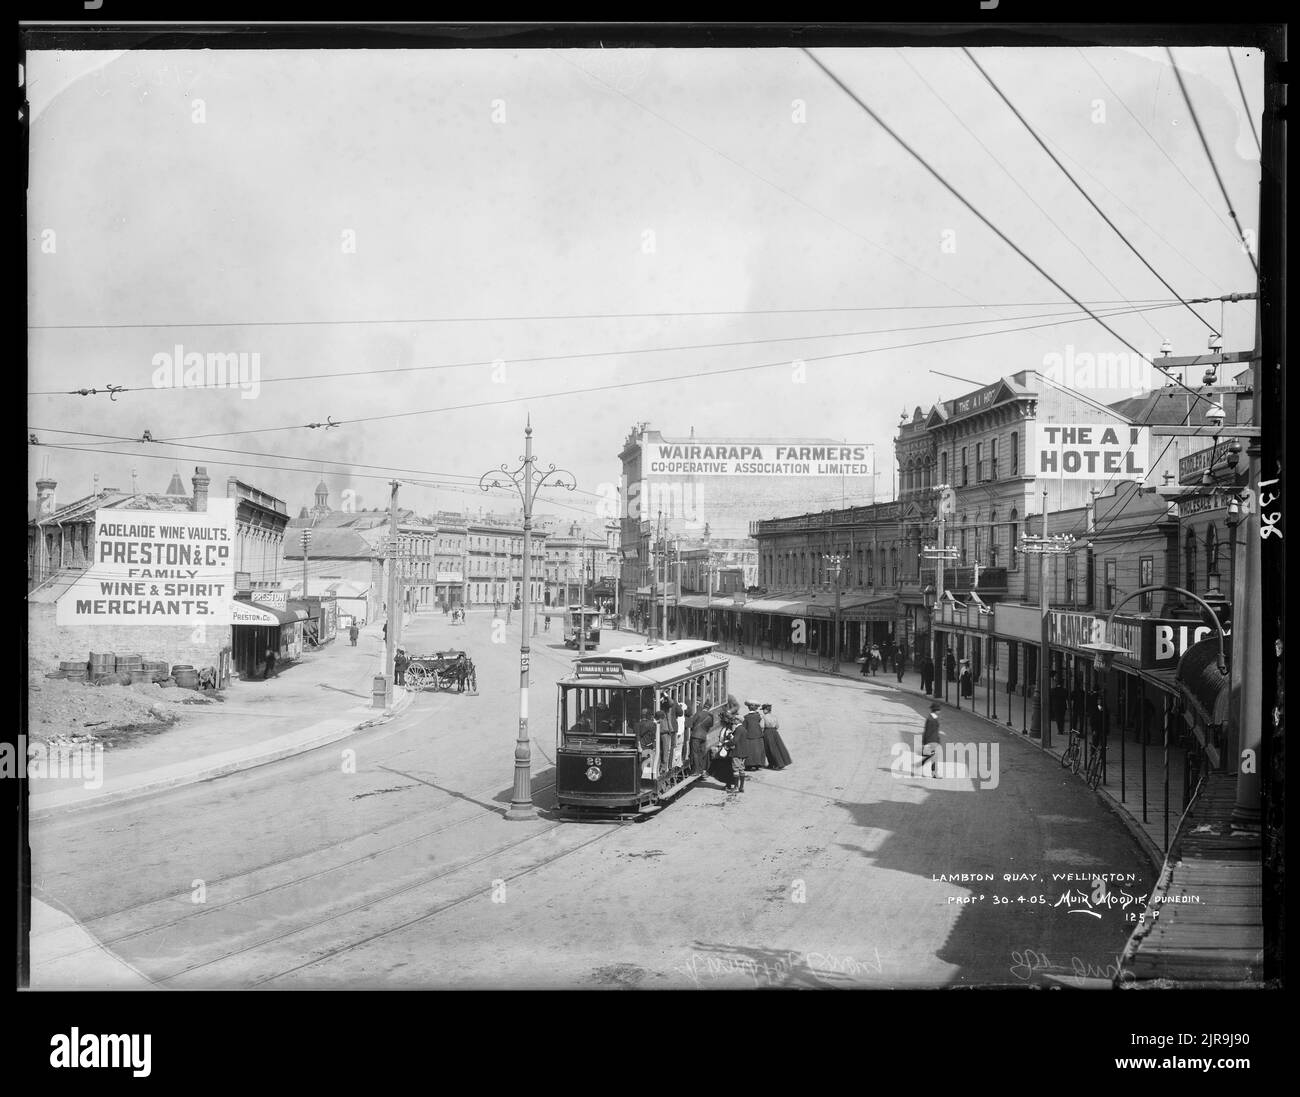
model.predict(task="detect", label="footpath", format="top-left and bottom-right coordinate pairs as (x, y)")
top-left (28, 620), bottom-right (411, 818)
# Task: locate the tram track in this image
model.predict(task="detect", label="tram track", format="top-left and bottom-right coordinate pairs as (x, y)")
top-left (36, 774), bottom-right (557, 966)
top-left (152, 810), bottom-right (617, 986)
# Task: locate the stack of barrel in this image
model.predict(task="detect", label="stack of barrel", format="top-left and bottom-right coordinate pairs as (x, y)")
top-left (89, 651), bottom-right (116, 683)
top-left (171, 664), bottom-right (199, 689)
top-left (57, 659), bottom-right (89, 682)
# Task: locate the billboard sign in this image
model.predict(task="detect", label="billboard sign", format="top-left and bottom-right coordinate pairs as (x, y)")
top-left (1035, 424), bottom-right (1149, 480)
top-left (57, 498), bottom-right (237, 626)
top-left (643, 442), bottom-right (873, 478)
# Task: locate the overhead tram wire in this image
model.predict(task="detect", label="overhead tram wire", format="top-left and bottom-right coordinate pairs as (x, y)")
top-left (962, 48), bottom-right (1220, 338)
top-left (25, 297), bottom-right (1179, 333)
top-left (30, 443), bottom-right (608, 519)
top-left (1226, 47), bottom-right (1262, 157)
top-left (896, 50), bottom-right (1168, 343)
top-left (102, 300), bottom-right (1194, 444)
top-left (799, 48), bottom-right (1219, 415)
top-left (1074, 48), bottom-right (1250, 250)
top-left (28, 301), bottom-right (1173, 397)
top-left (560, 52), bottom-right (1115, 350)
top-left (26, 428), bottom-right (608, 499)
top-left (1166, 47), bottom-right (1259, 277)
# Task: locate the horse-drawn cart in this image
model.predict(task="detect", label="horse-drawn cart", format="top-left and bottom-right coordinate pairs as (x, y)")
top-left (404, 650), bottom-right (476, 693)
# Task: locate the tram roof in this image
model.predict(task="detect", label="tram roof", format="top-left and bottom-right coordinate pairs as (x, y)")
top-left (559, 638), bottom-right (726, 687)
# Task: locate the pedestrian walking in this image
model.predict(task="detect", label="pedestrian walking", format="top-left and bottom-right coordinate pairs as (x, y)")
top-left (264, 646), bottom-right (278, 679)
top-left (960, 658), bottom-right (973, 699)
top-left (1050, 675), bottom-right (1067, 740)
top-left (870, 644), bottom-right (882, 675)
top-left (920, 653), bottom-right (934, 694)
top-left (348, 623), bottom-right (359, 646)
top-left (760, 703), bottom-right (792, 770)
top-left (895, 649), bottom-right (905, 683)
top-left (858, 650), bottom-right (870, 677)
top-left (945, 648), bottom-right (956, 686)
top-left (921, 701), bottom-right (942, 777)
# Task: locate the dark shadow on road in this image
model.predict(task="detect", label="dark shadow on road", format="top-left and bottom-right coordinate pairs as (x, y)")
top-left (821, 694), bottom-right (1154, 988)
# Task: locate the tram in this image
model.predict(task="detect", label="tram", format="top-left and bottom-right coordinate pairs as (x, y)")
top-left (555, 639), bottom-right (730, 819)
top-left (561, 604), bottom-right (601, 649)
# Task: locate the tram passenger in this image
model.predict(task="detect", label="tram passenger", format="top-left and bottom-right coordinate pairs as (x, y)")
top-left (658, 695), bottom-right (683, 775)
top-left (568, 714), bottom-right (593, 737)
top-left (688, 702), bottom-right (714, 776)
top-left (636, 708), bottom-right (659, 768)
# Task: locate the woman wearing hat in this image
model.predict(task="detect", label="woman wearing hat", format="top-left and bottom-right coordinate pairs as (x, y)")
top-left (741, 700), bottom-right (768, 771)
top-left (760, 703), bottom-right (792, 770)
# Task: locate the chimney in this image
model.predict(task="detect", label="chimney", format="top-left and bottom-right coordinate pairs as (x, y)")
top-left (35, 477), bottom-right (57, 517)
top-left (192, 466), bottom-right (211, 512)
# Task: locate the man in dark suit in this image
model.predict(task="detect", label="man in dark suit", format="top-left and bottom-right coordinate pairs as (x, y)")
top-left (1050, 676), bottom-right (1068, 740)
top-left (921, 702), bottom-right (942, 777)
top-left (920, 654), bottom-right (934, 695)
top-left (688, 701), bottom-right (714, 776)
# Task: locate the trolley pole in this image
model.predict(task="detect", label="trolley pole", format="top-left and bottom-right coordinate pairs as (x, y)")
top-left (921, 487), bottom-right (958, 702)
top-left (480, 418), bottom-right (577, 821)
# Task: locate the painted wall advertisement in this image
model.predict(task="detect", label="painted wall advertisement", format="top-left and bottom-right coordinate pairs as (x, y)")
top-left (56, 498), bottom-right (237, 626)
top-left (1035, 424), bottom-right (1150, 480)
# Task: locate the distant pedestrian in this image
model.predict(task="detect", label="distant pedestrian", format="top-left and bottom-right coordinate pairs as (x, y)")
top-left (960, 659), bottom-right (973, 698)
top-left (382, 621), bottom-right (388, 642)
top-left (945, 648), bottom-right (956, 686)
top-left (688, 699), bottom-right (714, 776)
top-left (394, 648), bottom-right (409, 686)
top-left (264, 647), bottom-right (278, 679)
top-left (858, 651), bottom-right (870, 677)
top-left (920, 654), bottom-right (935, 694)
top-left (921, 702), bottom-right (942, 777)
top-left (741, 700), bottom-right (767, 771)
top-left (1050, 676), bottom-right (1067, 740)
top-left (348, 624), bottom-right (359, 646)
top-left (895, 650), bottom-right (905, 683)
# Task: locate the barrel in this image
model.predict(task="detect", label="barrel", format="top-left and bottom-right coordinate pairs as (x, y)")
top-left (144, 660), bottom-right (170, 681)
top-left (173, 667), bottom-right (199, 689)
top-left (115, 654), bottom-right (143, 672)
top-left (89, 652), bottom-right (115, 675)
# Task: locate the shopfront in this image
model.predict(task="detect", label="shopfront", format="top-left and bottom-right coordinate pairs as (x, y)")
top-left (231, 598), bottom-right (307, 678)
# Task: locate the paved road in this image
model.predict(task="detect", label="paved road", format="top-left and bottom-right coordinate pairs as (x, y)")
top-left (30, 611), bottom-right (1151, 988)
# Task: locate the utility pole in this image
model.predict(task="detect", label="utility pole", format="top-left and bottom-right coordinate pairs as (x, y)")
top-left (300, 527), bottom-right (312, 601)
top-left (383, 480), bottom-right (400, 709)
top-left (578, 540), bottom-right (586, 656)
top-left (921, 489), bottom-right (959, 703)
top-left (822, 553), bottom-right (845, 671)
top-left (1019, 482), bottom-right (1075, 747)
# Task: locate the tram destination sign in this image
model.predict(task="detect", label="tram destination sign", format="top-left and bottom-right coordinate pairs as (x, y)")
top-left (575, 661), bottom-right (624, 678)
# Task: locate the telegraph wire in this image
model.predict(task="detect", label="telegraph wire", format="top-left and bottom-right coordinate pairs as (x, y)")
top-left (1225, 47), bottom-right (1262, 156)
top-left (110, 301), bottom-right (1196, 444)
top-left (26, 298), bottom-right (1180, 333)
top-left (1073, 48), bottom-right (1249, 250)
top-left (962, 48), bottom-right (1219, 337)
top-left (800, 48), bottom-right (1218, 414)
top-left (28, 302), bottom-right (1168, 397)
top-left (1166, 47), bottom-right (1259, 276)
top-left (896, 50), bottom-right (1167, 343)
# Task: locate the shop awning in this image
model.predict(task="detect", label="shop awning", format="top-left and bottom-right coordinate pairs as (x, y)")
top-left (230, 600), bottom-right (307, 627)
top-left (735, 596), bottom-right (806, 616)
top-left (676, 595), bottom-right (711, 609)
top-left (1177, 635), bottom-right (1232, 727)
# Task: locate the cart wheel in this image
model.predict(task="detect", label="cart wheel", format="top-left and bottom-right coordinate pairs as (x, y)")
top-left (405, 666), bottom-right (426, 691)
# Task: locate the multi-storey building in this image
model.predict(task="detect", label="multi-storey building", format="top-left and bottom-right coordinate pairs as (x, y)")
top-left (464, 519), bottom-right (548, 607)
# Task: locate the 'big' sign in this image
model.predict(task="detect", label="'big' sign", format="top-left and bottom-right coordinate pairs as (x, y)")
top-left (1035, 424), bottom-right (1149, 480)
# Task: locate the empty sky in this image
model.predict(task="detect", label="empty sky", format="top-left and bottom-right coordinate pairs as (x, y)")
top-left (26, 43), bottom-right (1263, 523)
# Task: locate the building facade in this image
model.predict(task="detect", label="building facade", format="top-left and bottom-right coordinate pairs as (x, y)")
top-left (464, 520), bottom-right (548, 607)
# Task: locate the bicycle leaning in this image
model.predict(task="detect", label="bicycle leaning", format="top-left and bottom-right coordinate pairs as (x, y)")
top-left (1060, 724), bottom-right (1084, 774)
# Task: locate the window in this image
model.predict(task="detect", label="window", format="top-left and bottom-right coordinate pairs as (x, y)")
top-left (989, 510), bottom-right (998, 566)
top-left (1105, 559), bottom-right (1117, 609)
top-left (975, 443), bottom-right (982, 481)
top-left (1010, 507), bottom-right (1019, 567)
top-left (1066, 555), bottom-right (1077, 603)
top-left (991, 438), bottom-right (998, 480)
top-left (961, 447), bottom-right (969, 486)
top-left (1184, 531), bottom-right (1197, 595)
top-left (1205, 524), bottom-right (1220, 589)
top-left (1139, 557), bottom-right (1153, 612)
top-left (1011, 432), bottom-right (1019, 475)
top-left (940, 452), bottom-right (948, 484)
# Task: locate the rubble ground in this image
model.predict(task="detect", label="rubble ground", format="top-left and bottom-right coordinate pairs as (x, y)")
top-left (25, 676), bottom-right (215, 748)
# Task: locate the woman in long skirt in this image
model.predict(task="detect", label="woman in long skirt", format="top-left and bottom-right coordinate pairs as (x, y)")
top-left (760, 703), bottom-right (792, 769)
top-left (741, 700), bottom-right (768, 771)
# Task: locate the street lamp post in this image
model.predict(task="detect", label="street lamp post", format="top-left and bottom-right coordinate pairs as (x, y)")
top-left (821, 553), bottom-right (845, 671)
top-left (479, 418), bottom-right (576, 821)
top-left (1018, 532), bottom-right (1076, 748)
